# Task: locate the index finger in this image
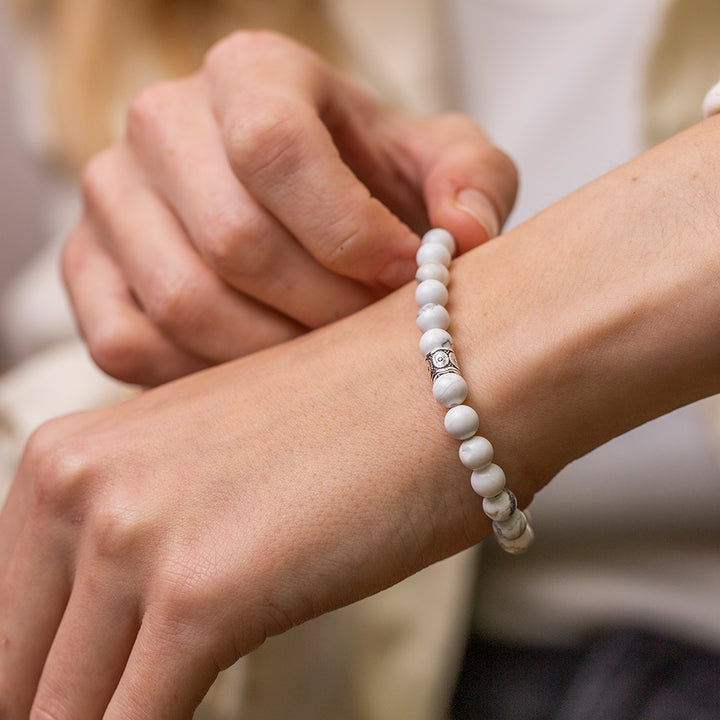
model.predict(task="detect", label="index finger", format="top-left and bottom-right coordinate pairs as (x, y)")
top-left (203, 31), bottom-right (421, 289)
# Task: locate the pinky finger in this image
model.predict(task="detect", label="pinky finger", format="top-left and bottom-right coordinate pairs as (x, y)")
top-left (63, 221), bottom-right (209, 385)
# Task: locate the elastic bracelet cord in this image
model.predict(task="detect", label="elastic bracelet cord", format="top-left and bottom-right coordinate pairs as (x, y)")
top-left (415, 228), bottom-right (534, 554)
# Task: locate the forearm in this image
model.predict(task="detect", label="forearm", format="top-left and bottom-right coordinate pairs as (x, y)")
top-left (4, 112), bottom-right (720, 720)
top-left (275, 115), bottom-right (720, 569)
top-left (448, 114), bottom-right (720, 514)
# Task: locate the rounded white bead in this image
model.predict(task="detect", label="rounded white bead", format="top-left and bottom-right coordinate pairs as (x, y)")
top-left (419, 328), bottom-right (453, 356)
top-left (471, 463), bottom-right (506, 497)
top-left (482, 489), bottom-right (517, 521)
top-left (415, 279), bottom-right (449, 307)
top-left (416, 262), bottom-right (450, 285)
top-left (422, 228), bottom-right (456, 257)
top-left (459, 436), bottom-right (494, 470)
top-left (433, 373), bottom-right (468, 407)
top-left (416, 242), bottom-right (452, 267)
top-left (444, 405), bottom-right (479, 440)
top-left (416, 303), bottom-right (450, 332)
top-left (493, 510), bottom-right (527, 540)
top-left (496, 524), bottom-right (534, 555)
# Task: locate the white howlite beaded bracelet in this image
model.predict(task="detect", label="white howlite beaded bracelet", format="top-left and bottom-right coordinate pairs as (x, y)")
top-left (415, 228), bottom-right (534, 554)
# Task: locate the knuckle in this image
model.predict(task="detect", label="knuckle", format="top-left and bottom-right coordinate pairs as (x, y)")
top-left (199, 211), bottom-right (273, 279)
top-left (148, 569), bottom-right (223, 647)
top-left (142, 271), bottom-right (205, 337)
top-left (196, 207), bottom-right (243, 270)
top-left (203, 29), bottom-right (293, 78)
top-left (29, 433), bottom-right (93, 514)
top-left (85, 315), bottom-right (145, 382)
top-left (226, 98), bottom-right (307, 182)
top-left (203, 30), bottom-right (253, 74)
top-left (88, 506), bottom-right (147, 563)
top-left (125, 81), bottom-right (175, 143)
top-left (22, 417), bottom-right (71, 467)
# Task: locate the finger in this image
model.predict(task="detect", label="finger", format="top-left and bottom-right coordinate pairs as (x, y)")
top-left (395, 113), bottom-right (519, 254)
top-left (80, 148), bottom-right (305, 365)
top-left (0, 472), bottom-right (29, 572)
top-left (0, 513), bottom-right (71, 716)
top-left (125, 76), bottom-right (384, 327)
top-left (104, 617), bottom-right (218, 720)
top-left (0, 412), bottom-right (97, 574)
top-left (205, 32), bottom-right (421, 289)
top-left (63, 221), bottom-right (211, 385)
top-left (30, 565), bottom-right (140, 720)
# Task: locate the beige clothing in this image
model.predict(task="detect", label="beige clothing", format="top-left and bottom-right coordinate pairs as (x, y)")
top-left (1, 0), bottom-right (720, 718)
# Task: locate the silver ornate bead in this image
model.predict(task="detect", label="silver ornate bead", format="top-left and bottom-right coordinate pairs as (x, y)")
top-left (425, 347), bottom-right (460, 381)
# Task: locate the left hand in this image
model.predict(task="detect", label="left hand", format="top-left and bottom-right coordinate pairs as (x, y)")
top-left (0, 286), bottom-right (504, 719)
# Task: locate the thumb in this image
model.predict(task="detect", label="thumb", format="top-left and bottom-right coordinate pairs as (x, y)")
top-left (404, 114), bottom-right (518, 254)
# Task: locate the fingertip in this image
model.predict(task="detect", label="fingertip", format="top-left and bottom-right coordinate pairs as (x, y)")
top-left (376, 256), bottom-right (419, 289)
top-left (454, 188), bottom-right (501, 240)
top-left (429, 192), bottom-right (497, 255)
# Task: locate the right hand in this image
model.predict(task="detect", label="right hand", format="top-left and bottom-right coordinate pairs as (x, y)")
top-left (62, 30), bottom-right (518, 386)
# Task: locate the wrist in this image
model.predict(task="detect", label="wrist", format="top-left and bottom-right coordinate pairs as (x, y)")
top-left (450, 116), bottom-right (720, 505)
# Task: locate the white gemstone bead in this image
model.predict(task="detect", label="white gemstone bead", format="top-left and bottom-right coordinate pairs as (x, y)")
top-left (416, 303), bottom-right (450, 332)
top-left (471, 463), bottom-right (506, 497)
top-left (419, 328), bottom-right (452, 356)
top-left (493, 510), bottom-right (527, 540)
top-left (416, 243), bottom-right (452, 267)
top-left (415, 279), bottom-right (449, 307)
top-left (496, 524), bottom-right (534, 555)
top-left (433, 373), bottom-right (467, 407)
top-left (444, 405), bottom-right (479, 440)
top-left (416, 262), bottom-right (450, 285)
top-left (482, 489), bottom-right (517, 521)
top-left (459, 436), bottom-right (494, 470)
top-left (422, 228), bottom-right (456, 257)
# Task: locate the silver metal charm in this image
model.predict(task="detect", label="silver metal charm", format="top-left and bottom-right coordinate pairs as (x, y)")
top-left (425, 347), bottom-right (460, 381)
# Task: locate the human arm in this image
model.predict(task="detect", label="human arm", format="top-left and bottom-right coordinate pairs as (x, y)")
top-left (2, 115), bottom-right (720, 718)
top-left (62, 31), bottom-right (517, 386)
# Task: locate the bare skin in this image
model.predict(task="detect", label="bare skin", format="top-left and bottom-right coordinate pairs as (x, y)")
top-left (1, 31), bottom-right (720, 720)
top-left (63, 32), bottom-right (517, 385)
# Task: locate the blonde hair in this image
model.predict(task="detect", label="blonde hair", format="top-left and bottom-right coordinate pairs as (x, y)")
top-left (9, 0), bottom-right (341, 171)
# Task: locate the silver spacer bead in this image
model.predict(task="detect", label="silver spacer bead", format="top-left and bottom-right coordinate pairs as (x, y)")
top-left (425, 347), bottom-right (460, 381)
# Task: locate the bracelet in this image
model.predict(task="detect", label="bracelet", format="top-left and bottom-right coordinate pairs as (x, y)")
top-left (415, 228), bottom-right (534, 554)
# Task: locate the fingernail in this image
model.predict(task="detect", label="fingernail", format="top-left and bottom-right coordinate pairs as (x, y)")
top-left (455, 189), bottom-right (500, 239)
top-left (378, 257), bottom-right (418, 289)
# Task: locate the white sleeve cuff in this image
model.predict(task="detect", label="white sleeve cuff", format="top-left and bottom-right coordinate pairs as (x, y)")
top-left (702, 80), bottom-right (720, 118)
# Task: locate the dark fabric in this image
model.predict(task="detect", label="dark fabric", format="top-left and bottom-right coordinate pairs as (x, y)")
top-left (451, 629), bottom-right (720, 720)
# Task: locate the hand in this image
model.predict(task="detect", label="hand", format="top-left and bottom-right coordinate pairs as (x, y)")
top-left (63, 30), bottom-right (518, 386)
top-left (0, 285), bottom-right (511, 719)
top-left (5, 114), bottom-right (720, 720)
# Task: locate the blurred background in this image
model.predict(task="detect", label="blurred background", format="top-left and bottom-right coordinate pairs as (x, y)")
top-left (0, 3), bottom-right (718, 720)
top-left (0, 3), bottom-right (62, 368)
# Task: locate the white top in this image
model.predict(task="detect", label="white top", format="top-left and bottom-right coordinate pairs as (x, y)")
top-left (448, 0), bottom-right (670, 226)
top-left (446, 0), bottom-right (720, 649)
